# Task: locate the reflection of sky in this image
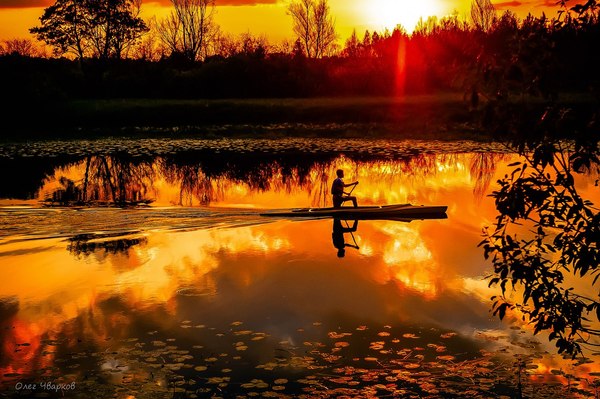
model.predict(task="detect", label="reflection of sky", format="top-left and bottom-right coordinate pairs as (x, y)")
top-left (20, 153), bottom-right (507, 209)
top-left (2, 153), bottom-right (600, 389)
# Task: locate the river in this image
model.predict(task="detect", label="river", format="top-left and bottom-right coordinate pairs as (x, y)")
top-left (0, 138), bottom-right (597, 398)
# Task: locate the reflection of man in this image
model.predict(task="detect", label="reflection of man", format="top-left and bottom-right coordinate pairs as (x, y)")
top-left (332, 219), bottom-right (359, 258)
top-left (331, 169), bottom-right (358, 208)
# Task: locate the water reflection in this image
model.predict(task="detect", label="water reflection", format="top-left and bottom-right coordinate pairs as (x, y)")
top-left (2, 151), bottom-right (511, 209)
top-left (332, 219), bottom-right (359, 258)
top-left (67, 232), bottom-right (148, 261)
top-left (2, 145), bottom-right (598, 398)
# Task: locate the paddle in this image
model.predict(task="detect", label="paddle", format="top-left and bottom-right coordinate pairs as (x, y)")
top-left (343, 219), bottom-right (360, 250)
top-left (347, 181), bottom-right (358, 196)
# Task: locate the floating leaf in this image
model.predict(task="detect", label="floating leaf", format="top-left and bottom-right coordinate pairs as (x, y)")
top-left (440, 332), bottom-right (457, 339)
top-left (194, 366), bottom-right (207, 372)
top-left (328, 332), bottom-right (352, 339)
top-left (370, 341), bottom-right (385, 350)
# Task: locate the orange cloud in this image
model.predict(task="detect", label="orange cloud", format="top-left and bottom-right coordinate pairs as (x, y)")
top-left (148, 0), bottom-right (278, 5)
top-left (0, 0), bottom-right (279, 8)
top-left (495, 1), bottom-right (526, 8)
top-left (0, 0), bottom-right (49, 8)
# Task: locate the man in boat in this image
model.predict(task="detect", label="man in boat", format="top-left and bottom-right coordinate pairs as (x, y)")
top-left (331, 169), bottom-right (358, 208)
top-left (332, 219), bottom-right (359, 258)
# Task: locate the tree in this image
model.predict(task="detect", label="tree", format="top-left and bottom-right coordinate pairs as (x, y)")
top-left (470, 0), bottom-right (496, 31)
top-left (0, 39), bottom-right (40, 57)
top-left (30, 0), bottom-right (148, 60)
top-left (156, 0), bottom-right (217, 62)
top-left (86, 0), bottom-right (148, 59)
top-left (30, 0), bottom-right (90, 59)
top-left (312, 0), bottom-right (336, 58)
top-left (480, 0), bottom-right (600, 357)
top-left (288, 0), bottom-right (337, 58)
top-left (342, 29), bottom-right (359, 58)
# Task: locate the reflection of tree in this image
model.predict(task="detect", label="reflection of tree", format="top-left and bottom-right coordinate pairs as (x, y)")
top-left (44, 155), bottom-right (156, 206)
top-left (67, 233), bottom-right (148, 258)
top-left (159, 160), bottom-right (222, 206)
top-left (469, 153), bottom-right (509, 199)
top-left (25, 150), bottom-right (505, 208)
top-left (158, 151), bottom-right (333, 206)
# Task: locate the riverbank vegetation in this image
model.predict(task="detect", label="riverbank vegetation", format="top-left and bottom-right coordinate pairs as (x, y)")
top-left (0, 0), bottom-right (598, 136)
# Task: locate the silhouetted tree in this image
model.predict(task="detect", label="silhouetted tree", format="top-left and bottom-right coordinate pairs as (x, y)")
top-left (481, 0), bottom-right (600, 357)
top-left (342, 29), bottom-right (359, 58)
top-left (156, 0), bottom-right (217, 62)
top-left (471, 0), bottom-right (496, 31)
top-left (288, 0), bottom-right (336, 58)
top-left (30, 0), bottom-right (90, 59)
top-left (86, 0), bottom-right (148, 59)
top-left (30, 0), bottom-right (148, 60)
top-left (0, 39), bottom-right (40, 57)
top-left (131, 25), bottom-right (161, 60)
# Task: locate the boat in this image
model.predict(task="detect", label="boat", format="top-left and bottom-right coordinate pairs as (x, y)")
top-left (260, 204), bottom-right (448, 219)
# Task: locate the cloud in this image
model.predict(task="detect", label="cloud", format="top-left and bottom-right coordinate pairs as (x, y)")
top-left (532, 0), bottom-right (590, 10)
top-left (0, 0), bottom-right (51, 8)
top-left (494, 1), bottom-right (524, 8)
top-left (0, 0), bottom-right (278, 8)
top-left (148, 0), bottom-right (279, 4)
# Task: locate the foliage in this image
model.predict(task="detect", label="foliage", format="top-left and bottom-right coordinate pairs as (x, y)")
top-left (482, 145), bottom-right (600, 355)
top-left (480, 0), bottom-right (600, 357)
top-left (2, 0), bottom-right (596, 103)
top-left (30, 0), bottom-right (148, 60)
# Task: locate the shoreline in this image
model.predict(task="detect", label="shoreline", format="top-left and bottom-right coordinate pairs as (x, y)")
top-left (2, 93), bottom-right (595, 140)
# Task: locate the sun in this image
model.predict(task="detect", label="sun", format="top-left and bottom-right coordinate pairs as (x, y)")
top-left (366, 0), bottom-right (442, 33)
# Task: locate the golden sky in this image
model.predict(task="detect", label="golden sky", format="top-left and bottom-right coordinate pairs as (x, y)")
top-left (0, 0), bottom-right (562, 43)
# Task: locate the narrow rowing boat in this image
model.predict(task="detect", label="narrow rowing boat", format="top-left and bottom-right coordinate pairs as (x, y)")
top-left (260, 204), bottom-right (448, 219)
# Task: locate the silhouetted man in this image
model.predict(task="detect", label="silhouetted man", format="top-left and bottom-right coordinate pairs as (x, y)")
top-left (331, 169), bottom-right (358, 208)
top-left (332, 219), bottom-right (359, 258)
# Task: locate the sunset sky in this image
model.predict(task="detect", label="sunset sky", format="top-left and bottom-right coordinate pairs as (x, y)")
top-left (0, 0), bottom-right (562, 44)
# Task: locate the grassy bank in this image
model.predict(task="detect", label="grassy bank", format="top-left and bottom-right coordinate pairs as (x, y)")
top-left (1, 94), bottom-right (473, 139)
top-left (2, 93), bottom-right (595, 140)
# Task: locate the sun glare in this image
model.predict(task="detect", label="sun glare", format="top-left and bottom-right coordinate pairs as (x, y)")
top-left (367, 0), bottom-right (442, 33)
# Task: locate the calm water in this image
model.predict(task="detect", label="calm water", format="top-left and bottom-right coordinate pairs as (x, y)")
top-left (0, 138), bottom-right (598, 398)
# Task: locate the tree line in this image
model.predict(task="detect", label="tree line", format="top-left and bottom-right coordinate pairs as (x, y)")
top-left (0, 0), bottom-right (598, 100)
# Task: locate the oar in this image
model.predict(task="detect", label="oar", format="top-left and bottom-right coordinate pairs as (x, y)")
top-left (347, 181), bottom-right (358, 195)
top-left (343, 219), bottom-right (359, 249)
